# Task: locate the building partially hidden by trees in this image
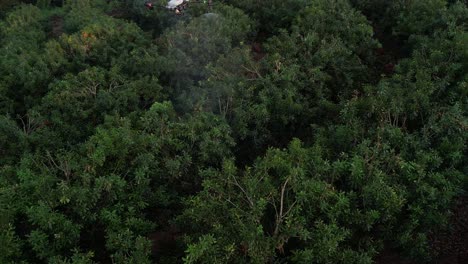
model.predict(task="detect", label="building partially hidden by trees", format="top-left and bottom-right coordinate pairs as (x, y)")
top-left (0, 0), bottom-right (467, 263)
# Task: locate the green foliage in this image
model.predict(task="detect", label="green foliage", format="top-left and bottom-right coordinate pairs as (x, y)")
top-left (200, 0), bottom-right (379, 149)
top-left (0, 0), bottom-right (466, 263)
top-left (0, 224), bottom-right (22, 264)
top-left (158, 4), bottom-right (252, 111)
top-left (228, 0), bottom-right (309, 34)
top-left (182, 139), bottom-right (376, 263)
top-left (0, 4), bottom-right (49, 114)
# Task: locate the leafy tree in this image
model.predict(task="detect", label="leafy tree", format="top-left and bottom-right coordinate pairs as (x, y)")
top-left (0, 1), bottom-right (466, 263)
top-left (201, 0), bottom-right (379, 151)
top-left (227, 0), bottom-right (309, 34)
top-left (157, 4), bottom-right (252, 111)
top-left (0, 4), bottom-right (49, 115)
top-left (182, 139), bottom-right (375, 263)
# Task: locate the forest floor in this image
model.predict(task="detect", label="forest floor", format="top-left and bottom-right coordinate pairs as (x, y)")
top-left (430, 196), bottom-right (468, 263)
top-left (375, 196), bottom-right (468, 264)
top-left (49, 15), bottom-right (63, 38)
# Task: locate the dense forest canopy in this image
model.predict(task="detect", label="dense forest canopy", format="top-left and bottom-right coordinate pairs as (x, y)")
top-left (0, 0), bottom-right (466, 263)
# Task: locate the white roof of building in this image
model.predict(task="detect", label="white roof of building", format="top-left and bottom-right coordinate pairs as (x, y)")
top-left (166, 0), bottom-right (185, 9)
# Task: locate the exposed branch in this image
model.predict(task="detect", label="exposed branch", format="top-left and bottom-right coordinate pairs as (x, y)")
top-left (230, 173), bottom-right (254, 208)
top-left (274, 177), bottom-right (297, 237)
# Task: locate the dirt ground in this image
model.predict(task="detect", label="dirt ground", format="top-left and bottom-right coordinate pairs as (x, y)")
top-left (375, 196), bottom-right (468, 264)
